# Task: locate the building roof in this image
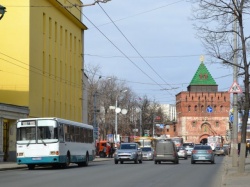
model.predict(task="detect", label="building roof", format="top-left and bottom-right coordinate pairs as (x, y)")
top-left (189, 62), bottom-right (217, 86)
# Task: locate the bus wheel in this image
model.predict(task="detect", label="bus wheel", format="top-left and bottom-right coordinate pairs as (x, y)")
top-left (63, 154), bottom-right (70, 168)
top-left (83, 154), bottom-right (89, 166)
top-left (28, 164), bottom-right (35, 170)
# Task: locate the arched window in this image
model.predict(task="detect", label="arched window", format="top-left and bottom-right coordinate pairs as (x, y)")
top-left (211, 97), bottom-right (213, 102)
top-left (220, 105), bottom-right (223, 112)
top-left (224, 96), bottom-right (226, 102)
top-left (188, 105), bottom-right (191, 112)
top-left (194, 105), bottom-right (197, 111)
top-left (201, 105), bottom-right (204, 112)
top-left (214, 105), bottom-right (217, 112)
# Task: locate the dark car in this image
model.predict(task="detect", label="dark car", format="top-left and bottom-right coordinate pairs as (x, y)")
top-left (154, 138), bottom-right (179, 164)
top-left (114, 143), bottom-right (143, 164)
top-left (191, 145), bottom-right (215, 164)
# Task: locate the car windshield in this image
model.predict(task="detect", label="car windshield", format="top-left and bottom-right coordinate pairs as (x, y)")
top-left (141, 147), bottom-right (152, 152)
top-left (120, 144), bottom-right (137, 149)
top-left (178, 147), bottom-right (185, 150)
top-left (194, 146), bottom-right (211, 150)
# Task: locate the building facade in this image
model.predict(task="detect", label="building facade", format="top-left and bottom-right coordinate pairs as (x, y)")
top-left (0, 0), bottom-right (88, 161)
top-left (160, 104), bottom-right (176, 121)
top-left (175, 61), bottom-right (230, 144)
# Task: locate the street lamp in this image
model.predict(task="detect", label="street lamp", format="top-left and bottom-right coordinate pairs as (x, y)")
top-left (0, 5), bottom-right (6, 20)
top-left (115, 89), bottom-right (127, 146)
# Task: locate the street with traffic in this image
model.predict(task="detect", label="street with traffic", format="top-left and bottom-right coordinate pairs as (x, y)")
top-left (1, 155), bottom-right (250, 187)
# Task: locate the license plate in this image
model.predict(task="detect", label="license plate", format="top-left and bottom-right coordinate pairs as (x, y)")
top-left (32, 157), bottom-right (42, 160)
top-left (198, 157), bottom-right (205, 160)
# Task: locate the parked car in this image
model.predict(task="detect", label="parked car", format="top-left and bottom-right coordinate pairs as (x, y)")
top-left (177, 146), bottom-right (188, 159)
top-left (154, 138), bottom-right (179, 164)
top-left (214, 146), bottom-right (225, 156)
top-left (114, 143), bottom-right (143, 164)
top-left (191, 145), bottom-right (215, 164)
top-left (223, 144), bottom-right (230, 155)
top-left (141, 147), bottom-right (154, 160)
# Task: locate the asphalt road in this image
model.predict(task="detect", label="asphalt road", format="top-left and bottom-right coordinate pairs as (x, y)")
top-left (0, 156), bottom-right (225, 187)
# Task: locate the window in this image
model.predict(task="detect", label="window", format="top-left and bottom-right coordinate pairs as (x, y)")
top-left (201, 105), bottom-right (204, 112)
top-left (192, 121), bottom-right (196, 127)
top-left (188, 105), bottom-right (191, 112)
top-left (216, 121), bottom-right (219, 127)
top-left (220, 105), bottom-right (223, 112)
top-left (194, 105), bottom-right (197, 111)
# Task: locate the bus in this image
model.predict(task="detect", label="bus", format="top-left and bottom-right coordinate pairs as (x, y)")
top-left (171, 137), bottom-right (184, 148)
top-left (134, 136), bottom-right (154, 147)
top-left (207, 136), bottom-right (222, 150)
top-left (16, 117), bottom-right (95, 170)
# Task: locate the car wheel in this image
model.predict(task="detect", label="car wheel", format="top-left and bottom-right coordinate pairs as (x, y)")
top-left (191, 160), bottom-right (195, 164)
top-left (185, 157), bottom-right (188, 160)
top-left (120, 161), bottom-right (124, 164)
top-left (114, 160), bottom-right (118, 164)
top-left (154, 161), bottom-right (157, 164)
top-left (134, 157), bottom-right (138, 164)
top-left (139, 158), bottom-right (143, 164)
top-left (211, 160), bottom-right (215, 164)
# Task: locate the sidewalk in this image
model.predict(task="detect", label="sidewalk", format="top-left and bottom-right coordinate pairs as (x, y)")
top-left (0, 157), bottom-right (112, 171)
top-left (222, 156), bottom-right (250, 187)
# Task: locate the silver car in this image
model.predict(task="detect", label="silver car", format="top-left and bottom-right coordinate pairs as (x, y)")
top-left (141, 147), bottom-right (154, 160)
top-left (191, 145), bottom-right (215, 164)
top-left (177, 146), bottom-right (188, 159)
top-left (185, 146), bottom-right (194, 156)
top-left (114, 143), bottom-right (143, 164)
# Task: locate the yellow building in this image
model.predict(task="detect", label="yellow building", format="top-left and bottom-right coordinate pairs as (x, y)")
top-left (0, 0), bottom-right (88, 161)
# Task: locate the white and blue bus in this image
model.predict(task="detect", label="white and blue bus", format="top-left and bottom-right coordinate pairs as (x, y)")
top-left (16, 117), bottom-right (95, 169)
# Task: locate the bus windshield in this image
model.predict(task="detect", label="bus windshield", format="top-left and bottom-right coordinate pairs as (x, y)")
top-left (17, 119), bottom-right (58, 144)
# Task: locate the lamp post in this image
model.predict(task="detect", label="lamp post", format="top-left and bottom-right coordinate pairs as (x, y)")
top-left (0, 5), bottom-right (6, 20)
top-left (114, 89), bottom-right (127, 146)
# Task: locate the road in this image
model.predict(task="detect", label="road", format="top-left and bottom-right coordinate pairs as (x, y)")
top-left (0, 156), bottom-right (225, 187)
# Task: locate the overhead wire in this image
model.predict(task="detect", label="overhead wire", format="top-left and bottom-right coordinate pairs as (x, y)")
top-left (97, 3), bottom-right (180, 94)
top-left (64, 1), bottom-right (170, 93)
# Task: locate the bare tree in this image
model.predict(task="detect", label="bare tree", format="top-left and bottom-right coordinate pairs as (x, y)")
top-left (191, 0), bottom-right (250, 172)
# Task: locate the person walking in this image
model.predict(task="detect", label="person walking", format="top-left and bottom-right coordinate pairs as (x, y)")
top-left (246, 141), bottom-right (250, 157)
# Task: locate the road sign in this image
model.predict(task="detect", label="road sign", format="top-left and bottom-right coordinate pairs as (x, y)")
top-left (206, 106), bottom-right (213, 113)
top-left (229, 114), bottom-right (233, 122)
top-left (160, 124), bottom-right (164, 129)
top-left (229, 82), bottom-right (242, 93)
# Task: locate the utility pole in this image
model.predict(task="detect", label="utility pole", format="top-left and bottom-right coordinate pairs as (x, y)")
top-left (232, 8), bottom-right (238, 167)
top-left (93, 91), bottom-right (98, 142)
top-left (139, 109), bottom-right (142, 137)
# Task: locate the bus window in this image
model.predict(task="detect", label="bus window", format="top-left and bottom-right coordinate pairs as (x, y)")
top-left (58, 124), bottom-right (64, 142)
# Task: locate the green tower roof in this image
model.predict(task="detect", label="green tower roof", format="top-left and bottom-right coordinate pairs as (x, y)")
top-left (189, 62), bottom-right (217, 86)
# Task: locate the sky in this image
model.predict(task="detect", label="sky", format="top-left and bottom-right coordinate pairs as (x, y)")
top-left (82, 0), bottom-right (234, 104)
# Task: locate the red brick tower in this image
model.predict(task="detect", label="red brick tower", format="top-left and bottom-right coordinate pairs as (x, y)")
top-left (175, 59), bottom-right (230, 144)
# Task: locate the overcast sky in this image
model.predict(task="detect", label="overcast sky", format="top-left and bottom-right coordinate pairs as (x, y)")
top-left (82, 0), bottom-right (234, 104)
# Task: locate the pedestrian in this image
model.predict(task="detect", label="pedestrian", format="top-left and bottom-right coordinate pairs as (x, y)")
top-left (102, 145), bottom-right (107, 157)
top-left (238, 143), bottom-right (241, 156)
top-left (246, 141), bottom-right (250, 157)
top-left (109, 145), bottom-right (114, 158)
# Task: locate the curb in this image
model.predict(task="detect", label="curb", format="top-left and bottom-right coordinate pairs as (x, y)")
top-left (0, 158), bottom-right (112, 171)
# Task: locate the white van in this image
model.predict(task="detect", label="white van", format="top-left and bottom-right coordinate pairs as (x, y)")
top-left (154, 138), bottom-right (179, 164)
